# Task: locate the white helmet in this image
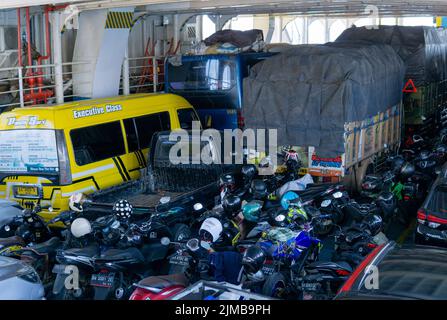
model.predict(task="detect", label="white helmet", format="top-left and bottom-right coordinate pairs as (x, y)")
top-left (199, 217), bottom-right (223, 243)
top-left (70, 218), bottom-right (92, 238)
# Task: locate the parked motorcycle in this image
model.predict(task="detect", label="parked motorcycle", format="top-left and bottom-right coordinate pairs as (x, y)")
top-left (332, 213), bottom-right (388, 268)
top-left (241, 218), bottom-right (351, 299)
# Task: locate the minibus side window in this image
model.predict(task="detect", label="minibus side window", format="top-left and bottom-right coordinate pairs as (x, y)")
top-left (124, 112), bottom-right (171, 152)
top-left (71, 121), bottom-right (125, 166)
top-left (123, 119), bottom-right (139, 152)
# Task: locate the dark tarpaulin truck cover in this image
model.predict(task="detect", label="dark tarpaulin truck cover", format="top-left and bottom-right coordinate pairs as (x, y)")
top-left (242, 43), bottom-right (405, 157)
top-left (335, 25), bottom-right (447, 86)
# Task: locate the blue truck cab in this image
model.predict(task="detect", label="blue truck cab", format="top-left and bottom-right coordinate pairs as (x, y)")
top-left (165, 52), bottom-right (275, 130)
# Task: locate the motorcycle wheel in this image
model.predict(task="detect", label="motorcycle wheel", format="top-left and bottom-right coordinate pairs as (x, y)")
top-left (314, 219), bottom-right (334, 236)
top-left (262, 272), bottom-right (287, 299)
top-left (171, 224), bottom-right (191, 242)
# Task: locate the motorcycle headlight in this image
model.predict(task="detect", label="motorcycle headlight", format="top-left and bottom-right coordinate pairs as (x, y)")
top-left (428, 222), bottom-right (441, 229)
top-left (321, 200), bottom-right (332, 208)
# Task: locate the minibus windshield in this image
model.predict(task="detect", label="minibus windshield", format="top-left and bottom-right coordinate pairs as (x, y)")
top-left (0, 129), bottom-right (59, 174)
top-left (168, 58), bottom-right (237, 92)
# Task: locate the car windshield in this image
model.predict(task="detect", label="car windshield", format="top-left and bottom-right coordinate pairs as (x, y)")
top-left (168, 58), bottom-right (237, 92)
top-left (0, 129), bottom-right (59, 174)
top-left (427, 185), bottom-right (447, 214)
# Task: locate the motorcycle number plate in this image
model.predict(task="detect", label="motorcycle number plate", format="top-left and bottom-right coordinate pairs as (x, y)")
top-left (169, 254), bottom-right (190, 266)
top-left (90, 272), bottom-right (115, 288)
top-left (261, 264), bottom-right (275, 276)
top-left (302, 282), bottom-right (319, 291)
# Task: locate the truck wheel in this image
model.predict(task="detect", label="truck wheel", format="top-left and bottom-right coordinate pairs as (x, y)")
top-left (171, 224), bottom-right (191, 242)
top-left (354, 160), bottom-right (373, 193)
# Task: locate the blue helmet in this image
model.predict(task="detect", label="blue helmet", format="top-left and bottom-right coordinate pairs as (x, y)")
top-left (280, 191), bottom-right (299, 210)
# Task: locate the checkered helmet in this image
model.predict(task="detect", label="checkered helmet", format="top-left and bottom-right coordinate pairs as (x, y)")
top-left (113, 199), bottom-right (133, 220)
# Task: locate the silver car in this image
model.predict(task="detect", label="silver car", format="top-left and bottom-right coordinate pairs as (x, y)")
top-left (0, 256), bottom-right (44, 300)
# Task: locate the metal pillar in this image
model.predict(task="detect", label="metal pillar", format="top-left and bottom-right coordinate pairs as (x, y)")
top-left (265, 14), bottom-right (275, 44)
top-left (302, 16), bottom-right (308, 44)
top-left (173, 14), bottom-right (180, 50)
top-left (18, 67), bottom-right (24, 107)
top-left (122, 47), bottom-right (130, 95)
top-left (51, 12), bottom-right (64, 104)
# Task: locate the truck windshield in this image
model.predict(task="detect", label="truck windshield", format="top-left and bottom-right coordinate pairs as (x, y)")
top-left (0, 129), bottom-right (59, 174)
top-left (168, 58), bottom-right (237, 92)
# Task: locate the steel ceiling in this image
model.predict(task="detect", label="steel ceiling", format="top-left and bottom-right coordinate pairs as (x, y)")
top-left (1, 0), bottom-right (447, 16)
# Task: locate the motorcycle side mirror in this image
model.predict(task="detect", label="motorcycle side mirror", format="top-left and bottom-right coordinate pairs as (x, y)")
top-left (186, 238), bottom-right (200, 252)
top-left (193, 203), bottom-right (204, 211)
top-left (160, 237), bottom-right (171, 246)
top-left (333, 191), bottom-right (343, 199)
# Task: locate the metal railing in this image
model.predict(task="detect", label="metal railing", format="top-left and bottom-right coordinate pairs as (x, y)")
top-left (120, 56), bottom-right (166, 95)
top-left (0, 55), bottom-right (165, 110)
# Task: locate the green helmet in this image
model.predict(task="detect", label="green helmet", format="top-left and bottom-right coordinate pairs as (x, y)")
top-left (242, 200), bottom-right (263, 222)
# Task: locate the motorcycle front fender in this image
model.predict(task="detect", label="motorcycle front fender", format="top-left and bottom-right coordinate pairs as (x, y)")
top-left (52, 272), bottom-right (69, 295)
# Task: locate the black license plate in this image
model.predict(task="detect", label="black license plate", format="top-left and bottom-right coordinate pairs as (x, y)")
top-left (169, 254), bottom-right (190, 266)
top-left (90, 272), bottom-right (115, 288)
top-left (261, 263), bottom-right (275, 275)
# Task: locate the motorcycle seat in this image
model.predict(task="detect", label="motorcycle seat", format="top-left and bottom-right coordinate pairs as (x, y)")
top-left (345, 202), bottom-right (380, 221)
top-left (61, 245), bottom-right (99, 258)
top-left (137, 273), bottom-right (189, 291)
top-left (22, 237), bottom-right (61, 255)
top-left (308, 261), bottom-right (353, 273)
top-left (95, 247), bottom-right (145, 263)
top-left (0, 236), bottom-right (25, 247)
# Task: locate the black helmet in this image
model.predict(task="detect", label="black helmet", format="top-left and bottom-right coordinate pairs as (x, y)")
top-left (400, 162), bottom-right (415, 179)
top-left (219, 173), bottom-right (236, 191)
top-left (270, 209), bottom-right (288, 227)
top-left (250, 179), bottom-right (268, 200)
top-left (376, 191), bottom-right (396, 219)
top-left (222, 195), bottom-right (242, 217)
top-left (390, 156), bottom-right (405, 173)
top-left (362, 214), bottom-right (383, 236)
top-left (361, 174), bottom-right (382, 192)
top-left (241, 164), bottom-right (257, 182)
top-left (112, 199), bottom-right (133, 221)
top-left (242, 246), bottom-right (266, 274)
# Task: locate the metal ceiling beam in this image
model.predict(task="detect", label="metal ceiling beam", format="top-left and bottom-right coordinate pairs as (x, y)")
top-left (1, 0), bottom-right (447, 17)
